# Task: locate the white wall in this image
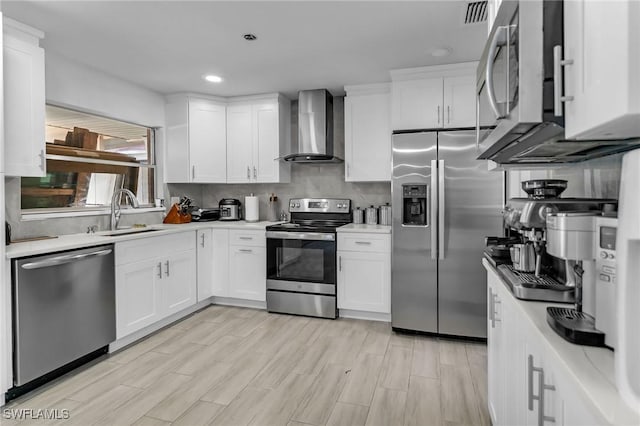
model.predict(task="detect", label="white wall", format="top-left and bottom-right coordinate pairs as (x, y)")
top-left (45, 51), bottom-right (165, 127)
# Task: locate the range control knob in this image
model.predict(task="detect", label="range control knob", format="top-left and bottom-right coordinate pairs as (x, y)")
top-left (609, 254), bottom-right (615, 260)
top-left (600, 251), bottom-right (608, 259)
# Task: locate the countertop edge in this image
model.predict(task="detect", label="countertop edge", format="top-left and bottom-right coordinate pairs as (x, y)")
top-left (482, 259), bottom-right (640, 424)
top-left (5, 221), bottom-right (281, 259)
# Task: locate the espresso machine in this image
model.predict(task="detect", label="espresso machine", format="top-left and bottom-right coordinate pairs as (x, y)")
top-left (545, 212), bottom-right (606, 347)
top-left (487, 179), bottom-right (616, 303)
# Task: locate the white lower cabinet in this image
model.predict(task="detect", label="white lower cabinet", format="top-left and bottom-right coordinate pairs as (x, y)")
top-left (115, 232), bottom-right (196, 339)
top-left (337, 232), bottom-right (391, 315)
top-left (196, 229), bottom-right (214, 301)
top-left (228, 230), bottom-right (266, 302)
top-left (486, 263), bottom-right (606, 426)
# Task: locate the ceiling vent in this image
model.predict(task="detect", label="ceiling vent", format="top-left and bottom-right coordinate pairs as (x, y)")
top-left (463, 1), bottom-right (488, 24)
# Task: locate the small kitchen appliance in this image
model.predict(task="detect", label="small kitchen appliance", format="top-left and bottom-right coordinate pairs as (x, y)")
top-left (219, 198), bottom-right (242, 221)
top-left (265, 198), bottom-right (351, 319)
top-left (594, 216), bottom-right (617, 349)
top-left (190, 207), bottom-right (220, 222)
top-left (545, 212), bottom-right (605, 347)
top-left (492, 184), bottom-right (616, 303)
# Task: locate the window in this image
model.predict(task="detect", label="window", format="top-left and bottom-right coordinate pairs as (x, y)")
top-left (21, 105), bottom-right (156, 211)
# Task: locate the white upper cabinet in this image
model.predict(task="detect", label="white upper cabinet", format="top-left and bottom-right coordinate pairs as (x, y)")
top-left (226, 94), bottom-right (291, 184)
top-left (165, 95), bottom-right (227, 183)
top-left (344, 84), bottom-right (391, 182)
top-left (563, 0), bottom-right (640, 140)
top-left (3, 17), bottom-right (46, 177)
top-left (391, 62), bottom-right (477, 131)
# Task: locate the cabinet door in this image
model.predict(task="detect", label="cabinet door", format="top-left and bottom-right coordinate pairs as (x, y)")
top-left (337, 251), bottom-right (390, 313)
top-left (4, 33), bottom-right (45, 177)
top-left (228, 245), bottom-right (266, 301)
top-left (564, 0), bottom-right (639, 139)
top-left (487, 282), bottom-right (504, 425)
top-left (189, 99), bottom-right (226, 183)
top-left (443, 76), bottom-right (476, 128)
top-left (196, 229), bottom-right (214, 301)
top-left (391, 78), bottom-right (443, 130)
top-left (116, 258), bottom-right (162, 339)
top-left (253, 102), bottom-right (279, 183)
top-left (226, 104), bottom-right (253, 183)
top-left (344, 92), bottom-right (391, 182)
top-left (163, 249), bottom-right (197, 317)
top-left (212, 229), bottom-right (230, 297)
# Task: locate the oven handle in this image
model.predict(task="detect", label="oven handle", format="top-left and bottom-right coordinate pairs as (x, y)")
top-left (266, 231), bottom-right (335, 241)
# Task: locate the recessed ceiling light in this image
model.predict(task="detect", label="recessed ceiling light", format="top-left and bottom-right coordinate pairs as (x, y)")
top-left (430, 47), bottom-right (452, 58)
top-left (243, 33), bottom-right (257, 41)
top-left (204, 74), bottom-right (223, 83)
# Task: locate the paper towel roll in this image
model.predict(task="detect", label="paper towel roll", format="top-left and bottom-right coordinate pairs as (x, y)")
top-left (244, 194), bottom-right (259, 222)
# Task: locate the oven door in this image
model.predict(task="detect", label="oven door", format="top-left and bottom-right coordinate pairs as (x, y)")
top-left (266, 231), bottom-right (336, 294)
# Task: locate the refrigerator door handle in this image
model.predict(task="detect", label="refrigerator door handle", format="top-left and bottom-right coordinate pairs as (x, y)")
top-left (430, 160), bottom-right (438, 260)
top-left (438, 159), bottom-right (445, 260)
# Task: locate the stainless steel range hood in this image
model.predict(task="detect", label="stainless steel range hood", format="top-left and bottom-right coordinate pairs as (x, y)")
top-left (283, 89), bottom-right (343, 163)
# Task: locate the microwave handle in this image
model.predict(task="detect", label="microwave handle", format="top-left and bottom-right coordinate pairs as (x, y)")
top-left (486, 26), bottom-right (507, 119)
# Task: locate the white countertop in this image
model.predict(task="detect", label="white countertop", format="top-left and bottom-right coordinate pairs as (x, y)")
top-left (6, 221), bottom-right (281, 259)
top-left (482, 259), bottom-right (640, 425)
top-left (337, 224), bottom-right (391, 234)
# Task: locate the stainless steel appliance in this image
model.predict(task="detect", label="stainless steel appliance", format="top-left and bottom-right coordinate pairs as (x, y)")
top-left (283, 89), bottom-right (342, 163)
top-left (509, 243), bottom-right (536, 272)
top-left (190, 207), bottom-right (220, 222)
top-left (594, 215), bottom-right (617, 349)
top-left (391, 130), bottom-right (503, 338)
top-left (219, 198), bottom-right (242, 221)
top-left (266, 198), bottom-right (351, 319)
top-left (493, 191), bottom-right (615, 303)
top-left (476, 0), bottom-right (640, 164)
top-left (10, 245), bottom-right (115, 399)
top-left (546, 212), bottom-right (606, 346)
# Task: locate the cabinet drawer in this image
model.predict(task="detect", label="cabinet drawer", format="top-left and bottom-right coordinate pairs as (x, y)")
top-left (116, 231), bottom-right (195, 265)
top-left (229, 230), bottom-right (265, 247)
top-left (338, 233), bottom-right (391, 253)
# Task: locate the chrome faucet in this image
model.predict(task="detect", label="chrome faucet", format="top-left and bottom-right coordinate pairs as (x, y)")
top-left (111, 188), bottom-right (140, 230)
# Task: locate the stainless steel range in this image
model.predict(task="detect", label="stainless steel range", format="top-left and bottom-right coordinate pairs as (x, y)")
top-left (265, 198), bottom-right (351, 319)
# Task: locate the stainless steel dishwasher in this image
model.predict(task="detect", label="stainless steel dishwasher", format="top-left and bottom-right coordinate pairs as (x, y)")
top-left (11, 244), bottom-right (115, 395)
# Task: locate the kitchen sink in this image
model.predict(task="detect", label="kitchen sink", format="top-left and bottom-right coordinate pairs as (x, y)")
top-left (101, 228), bottom-right (161, 237)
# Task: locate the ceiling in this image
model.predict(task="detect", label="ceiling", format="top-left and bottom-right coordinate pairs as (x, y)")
top-left (2, 1), bottom-right (488, 99)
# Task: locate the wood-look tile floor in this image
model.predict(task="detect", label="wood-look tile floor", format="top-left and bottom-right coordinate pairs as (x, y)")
top-left (4, 306), bottom-right (490, 426)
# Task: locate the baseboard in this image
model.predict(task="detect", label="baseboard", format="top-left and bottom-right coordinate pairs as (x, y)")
top-left (339, 309), bottom-right (391, 322)
top-left (212, 297), bottom-right (266, 310)
top-left (109, 299), bottom-right (212, 352)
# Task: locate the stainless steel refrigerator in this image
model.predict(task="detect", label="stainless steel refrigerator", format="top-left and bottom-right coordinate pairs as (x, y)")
top-left (391, 130), bottom-right (503, 338)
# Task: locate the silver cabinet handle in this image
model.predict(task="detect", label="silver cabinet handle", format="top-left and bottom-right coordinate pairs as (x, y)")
top-left (447, 106), bottom-right (451, 124)
top-left (553, 45), bottom-right (574, 117)
top-left (476, 95), bottom-right (481, 151)
top-left (239, 249), bottom-right (253, 253)
top-left (346, 163), bottom-right (350, 177)
top-left (192, 165), bottom-right (195, 179)
top-left (339, 255), bottom-right (342, 271)
top-left (247, 166), bottom-right (251, 179)
top-left (437, 105), bottom-right (440, 124)
top-left (21, 249), bottom-right (113, 270)
top-left (253, 166), bottom-right (257, 179)
top-left (430, 159), bottom-right (437, 260)
top-left (355, 241), bottom-right (371, 245)
top-left (438, 159), bottom-right (445, 260)
top-left (39, 149), bottom-right (46, 172)
top-left (157, 262), bottom-right (163, 279)
top-left (239, 236), bottom-right (253, 240)
top-left (486, 25), bottom-right (508, 119)
top-left (528, 355), bottom-right (556, 426)
top-left (489, 288), bottom-right (495, 328)
top-left (165, 260), bottom-right (170, 277)
top-left (200, 233), bottom-right (205, 247)
top-left (493, 293), bottom-right (501, 324)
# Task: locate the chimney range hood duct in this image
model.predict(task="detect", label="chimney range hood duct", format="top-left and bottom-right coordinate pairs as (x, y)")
top-left (283, 89), bottom-right (343, 163)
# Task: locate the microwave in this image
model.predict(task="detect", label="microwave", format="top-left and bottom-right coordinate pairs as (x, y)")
top-left (475, 0), bottom-right (565, 163)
